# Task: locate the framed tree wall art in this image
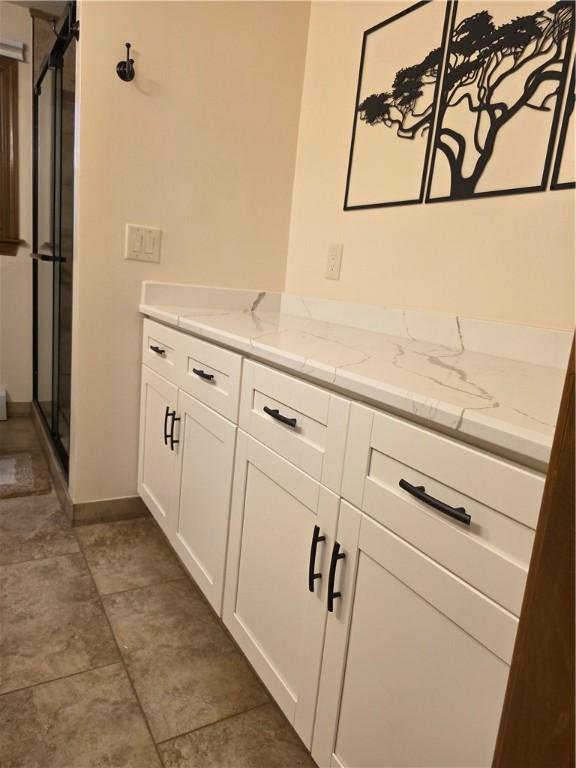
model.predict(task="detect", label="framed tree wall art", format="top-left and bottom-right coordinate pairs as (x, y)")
top-left (551, 62), bottom-right (575, 189)
top-left (344, 0), bottom-right (575, 209)
top-left (427, 1), bottom-right (575, 202)
top-left (344, 0), bottom-right (452, 209)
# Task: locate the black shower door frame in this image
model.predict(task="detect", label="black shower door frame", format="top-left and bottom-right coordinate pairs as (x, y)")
top-left (32, 4), bottom-right (77, 472)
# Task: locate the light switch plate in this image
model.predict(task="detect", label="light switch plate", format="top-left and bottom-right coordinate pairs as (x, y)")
top-left (326, 243), bottom-right (343, 280)
top-left (125, 224), bottom-right (162, 263)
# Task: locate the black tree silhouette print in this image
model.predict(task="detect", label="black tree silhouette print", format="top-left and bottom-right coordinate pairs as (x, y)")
top-left (357, 1), bottom-right (575, 199)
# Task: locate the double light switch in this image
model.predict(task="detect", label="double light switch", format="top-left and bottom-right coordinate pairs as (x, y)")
top-left (125, 224), bottom-right (162, 263)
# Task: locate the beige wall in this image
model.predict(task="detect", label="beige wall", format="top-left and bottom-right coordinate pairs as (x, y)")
top-left (286, 1), bottom-right (575, 329)
top-left (70, 0), bottom-right (310, 502)
top-left (70, 0), bottom-right (574, 504)
top-left (0, 1), bottom-right (33, 403)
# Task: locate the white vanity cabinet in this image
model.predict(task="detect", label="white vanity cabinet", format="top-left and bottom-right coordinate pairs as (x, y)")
top-left (223, 432), bottom-right (339, 748)
top-left (138, 365), bottom-right (180, 535)
top-left (138, 314), bottom-right (548, 768)
top-left (138, 318), bottom-right (241, 614)
top-left (170, 389), bottom-right (236, 613)
top-left (312, 501), bottom-right (516, 768)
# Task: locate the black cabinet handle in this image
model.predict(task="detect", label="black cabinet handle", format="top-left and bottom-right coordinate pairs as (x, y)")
top-left (399, 479), bottom-right (471, 526)
top-left (192, 368), bottom-right (214, 381)
top-left (150, 345), bottom-right (166, 356)
top-left (163, 406), bottom-right (170, 446)
top-left (327, 542), bottom-right (346, 612)
top-left (263, 406), bottom-right (297, 428)
top-left (169, 411), bottom-right (180, 451)
top-left (308, 525), bottom-right (326, 593)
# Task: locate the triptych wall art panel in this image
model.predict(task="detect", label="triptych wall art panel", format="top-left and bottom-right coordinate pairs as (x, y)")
top-left (551, 62), bottom-right (575, 188)
top-left (344, 0), bottom-right (575, 209)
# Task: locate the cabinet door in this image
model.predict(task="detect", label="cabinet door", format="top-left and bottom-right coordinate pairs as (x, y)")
top-left (170, 389), bottom-right (236, 615)
top-left (138, 365), bottom-right (180, 535)
top-left (312, 502), bottom-right (517, 768)
top-left (223, 432), bottom-right (338, 748)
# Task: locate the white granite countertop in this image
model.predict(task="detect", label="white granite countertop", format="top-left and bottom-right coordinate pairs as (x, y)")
top-left (140, 283), bottom-right (572, 469)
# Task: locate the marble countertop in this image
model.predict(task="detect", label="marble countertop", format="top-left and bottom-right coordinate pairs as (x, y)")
top-left (140, 283), bottom-right (572, 469)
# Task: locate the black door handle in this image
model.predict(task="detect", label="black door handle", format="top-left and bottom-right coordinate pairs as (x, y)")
top-left (169, 411), bottom-right (180, 451)
top-left (150, 345), bottom-right (166, 356)
top-left (399, 479), bottom-right (471, 526)
top-left (308, 525), bottom-right (326, 593)
top-left (30, 252), bottom-right (66, 262)
top-left (263, 406), bottom-right (297, 428)
top-left (192, 368), bottom-right (214, 381)
top-left (327, 542), bottom-right (345, 612)
top-left (163, 406), bottom-right (170, 446)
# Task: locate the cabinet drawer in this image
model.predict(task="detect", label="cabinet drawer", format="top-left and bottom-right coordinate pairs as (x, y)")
top-left (342, 404), bottom-right (545, 616)
top-left (178, 334), bottom-right (242, 422)
top-left (142, 318), bottom-right (242, 422)
top-left (142, 318), bottom-right (183, 383)
top-left (239, 361), bottom-right (350, 493)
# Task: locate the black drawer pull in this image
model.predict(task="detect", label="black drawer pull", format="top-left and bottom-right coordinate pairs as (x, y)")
top-left (150, 345), bottom-right (166, 356)
top-left (327, 542), bottom-right (345, 612)
top-left (169, 411), bottom-right (180, 451)
top-left (192, 368), bottom-right (214, 381)
top-left (263, 406), bottom-right (297, 428)
top-left (308, 525), bottom-right (326, 593)
top-left (399, 479), bottom-right (471, 526)
top-left (163, 406), bottom-right (170, 446)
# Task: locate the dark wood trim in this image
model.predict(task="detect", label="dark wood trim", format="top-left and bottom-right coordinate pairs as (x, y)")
top-left (0, 55), bottom-right (20, 255)
top-left (493, 338), bottom-right (575, 768)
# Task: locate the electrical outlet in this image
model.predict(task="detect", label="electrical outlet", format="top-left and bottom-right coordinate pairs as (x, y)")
top-left (326, 243), bottom-right (343, 280)
top-left (125, 224), bottom-right (162, 263)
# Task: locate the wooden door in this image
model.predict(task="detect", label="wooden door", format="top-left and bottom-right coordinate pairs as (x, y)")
top-left (493, 340), bottom-right (575, 767)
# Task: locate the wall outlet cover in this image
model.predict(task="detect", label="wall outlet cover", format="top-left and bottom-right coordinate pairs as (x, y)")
top-left (326, 243), bottom-right (343, 280)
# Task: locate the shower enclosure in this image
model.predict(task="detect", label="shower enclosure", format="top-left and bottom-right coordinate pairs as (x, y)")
top-left (32, 3), bottom-right (77, 471)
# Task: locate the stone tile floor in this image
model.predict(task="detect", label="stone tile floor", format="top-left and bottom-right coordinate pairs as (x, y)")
top-left (0, 415), bottom-right (315, 768)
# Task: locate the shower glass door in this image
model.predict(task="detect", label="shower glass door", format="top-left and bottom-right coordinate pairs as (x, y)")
top-left (35, 63), bottom-right (56, 430)
top-left (33, 4), bottom-right (76, 470)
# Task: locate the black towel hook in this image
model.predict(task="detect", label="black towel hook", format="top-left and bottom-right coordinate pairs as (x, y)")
top-left (116, 42), bottom-right (135, 82)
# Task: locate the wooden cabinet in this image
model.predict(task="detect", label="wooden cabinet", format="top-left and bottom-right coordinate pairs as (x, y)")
top-left (138, 365), bottom-right (180, 535)
top-left (223, 432), bottom-right (339, 748)
top-left (312, 501), bottom-right (516, 768)
top-left (170, 389), bottom-right (236, 614)
top-left (0, 55), bottom-right (20, 254)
